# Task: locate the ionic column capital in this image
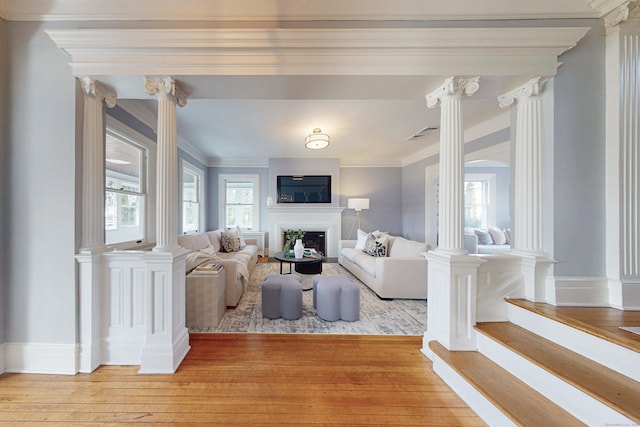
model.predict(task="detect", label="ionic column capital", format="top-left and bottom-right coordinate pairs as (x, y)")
top-left (588, 0), bottom-right (640, 28)
top-left (145, 76), bottom-right (188, 107)
top-left (498, 77), bottom-right (547, 109)
top-left (79, 77), bottom-right (116, 108)
top-left (425, 76), bottom-right (480, 109)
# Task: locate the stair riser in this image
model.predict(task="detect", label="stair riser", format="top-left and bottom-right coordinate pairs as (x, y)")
top-left (430, 352), bottom-right (518, 427)
top-left (476, 331), bottom-right (633, 426)
top-left (508, 303), bottom-right (640, 382)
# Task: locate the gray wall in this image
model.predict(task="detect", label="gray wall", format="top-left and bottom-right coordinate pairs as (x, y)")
top-left (340, 167), bottom-right (403, 239)
top-left (6, 21), bottom-right (78, 343)
top-left (553, 20), bottom-right (605, 277)
top-left (402, 157), bottom-right (436, 242)
top-left (0, 17), bottom-right (8, 345)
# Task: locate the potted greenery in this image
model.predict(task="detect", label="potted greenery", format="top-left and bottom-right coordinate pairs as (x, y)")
top-left (283, 228), bottom-right (306, 253)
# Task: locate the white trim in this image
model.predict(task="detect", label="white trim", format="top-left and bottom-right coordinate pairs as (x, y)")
top-left (545, 276), bottom-right (610, 306)
top-left (218, 174), bottom-right (260, 231)
top-left (0, 342), bottom-right (5, 374)
top-left (5, 342), bottom-right (78, 375)
top-left (4, 1), bottom-right (599, 22)
top-left (46, 27), bottom-right (590, 78)
top-left (180, 159), bottom-right (205, 234)
top-left (208, 157), bottom-right (269, 168)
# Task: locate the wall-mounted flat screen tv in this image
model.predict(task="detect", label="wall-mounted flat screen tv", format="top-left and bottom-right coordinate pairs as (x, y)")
top-left (277, 175), bottom-right (331, 203)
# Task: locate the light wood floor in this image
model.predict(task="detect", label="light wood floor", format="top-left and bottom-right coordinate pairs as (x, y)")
top-left (0, 334), bottom-right (487, 426)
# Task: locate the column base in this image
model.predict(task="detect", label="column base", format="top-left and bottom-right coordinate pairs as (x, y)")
top-left (425, 251), bottom-right (485, 351)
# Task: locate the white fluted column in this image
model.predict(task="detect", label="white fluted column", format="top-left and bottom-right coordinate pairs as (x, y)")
top-left (76, 77), bottom-right (116, 373)
top-left (499, 77), bottom-right (547, 256)
top-left (499, 77), bottom-right (554, 303)
top-left (602, 12), bottom-right (640, 309)
top-left (422, 77), bottom-right (485, 352)
top-left (426, 76), bottom-right (479, 254)
top-left (79, 77), bottom-right (116, 251)
top-left (145, 77), bottom-right (187, 252)
top-left (141, 77), bottom-right (190, 373)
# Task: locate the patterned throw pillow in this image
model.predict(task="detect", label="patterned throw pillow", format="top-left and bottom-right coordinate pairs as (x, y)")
top-left (221, 229), bottom-right (241, 252)
top-left (363, 232), bottom-right (389, 257)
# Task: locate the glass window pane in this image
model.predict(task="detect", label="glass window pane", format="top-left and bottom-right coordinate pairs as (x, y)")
top-left (105, 191), bottom-right (145, 245)
top-left (105, 134), bottom-right (142, 192)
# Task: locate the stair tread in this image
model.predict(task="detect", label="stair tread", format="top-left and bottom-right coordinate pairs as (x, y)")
top-left (476, 321), bottom-right (640, 423)
top-left (429, 340), bottom-right (586, 427)
top-left (506, 299), bottom-right (640, 353)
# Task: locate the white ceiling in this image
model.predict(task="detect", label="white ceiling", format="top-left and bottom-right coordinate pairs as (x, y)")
top-left (5, 0), bottom-right (605, 166)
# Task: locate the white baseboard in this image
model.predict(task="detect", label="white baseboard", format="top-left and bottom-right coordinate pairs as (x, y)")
top-left (0, 342), bottom-right (5, 374)
top-left (5, 342), bottom-right (78, 375)
top-left (545, 276), bottom-right (609, 306)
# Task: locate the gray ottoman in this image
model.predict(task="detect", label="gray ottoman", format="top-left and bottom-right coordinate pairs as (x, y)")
top-left (313, 275), bottom-right (360, 322)
top-left (261, 274), bottom-right (303, 320)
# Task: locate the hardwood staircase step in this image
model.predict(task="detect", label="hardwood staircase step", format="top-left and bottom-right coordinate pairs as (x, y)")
top-left (476, 321), bottom-right (640, 424)
top-left (505, 298), bottom-right (640, 353)
top-left (429, 340), bottom-right (586, 427)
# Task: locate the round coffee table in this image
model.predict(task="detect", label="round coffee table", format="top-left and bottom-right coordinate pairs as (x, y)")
top-left (273, 251), bottom-right (323, 275)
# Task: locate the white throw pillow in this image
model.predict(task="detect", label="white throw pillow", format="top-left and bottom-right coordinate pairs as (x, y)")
top-left (489, 227), bottom-right (507, 245)
top-left (235, 225), bottom-right (247, 248)
top-left (355, 229), bottom-right (368, 250)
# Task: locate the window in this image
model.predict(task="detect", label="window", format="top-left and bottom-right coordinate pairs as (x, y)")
top-left (464, 173), bottom-right (496, 229)
top-left (105, 133), bottom-right (147, 245)
top-left (181, 160), bottom-right (204, 234)
top-left (219, 174), bottom-right (259, 230)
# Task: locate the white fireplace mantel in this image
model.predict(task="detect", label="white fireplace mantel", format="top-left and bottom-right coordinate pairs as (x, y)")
top-left (267, 206), bottom-right (345, 257)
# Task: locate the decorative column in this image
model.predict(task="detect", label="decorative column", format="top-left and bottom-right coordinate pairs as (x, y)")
top-left (75, 77), bottom-right (116, 373)
top-left (600, 7), bottom-right (640, 309)
top-left (145, 77), bottom-right (187, 252)
top-left (140, 77), bottom-right (190, 373)
top-left (79, 77), bottom-right (116, 251)
top-left (422, 77), bottom-right (485, 353)
top-left (498, 77), bottom-right (554, 302)
top-left (427, 76), bottom-right (479, 255)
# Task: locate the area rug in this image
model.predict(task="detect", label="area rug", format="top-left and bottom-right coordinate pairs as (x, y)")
top-left (189, 262), bottom-right (427, 335)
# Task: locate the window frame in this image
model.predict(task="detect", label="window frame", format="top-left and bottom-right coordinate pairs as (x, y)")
top-left (180, 159), bottom-right (205, 235)
top-left (218, 174), bottom-right (260, 231)
top-left (105, 116), bottom-right (157, 249)
top-left (464, 173), bottom-right (497, 229)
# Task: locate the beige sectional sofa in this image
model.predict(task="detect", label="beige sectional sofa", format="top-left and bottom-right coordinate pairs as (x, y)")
top-left (177, 230), bottom-right (259, 307)
top-left (338, 232), bottom-right (429, 300)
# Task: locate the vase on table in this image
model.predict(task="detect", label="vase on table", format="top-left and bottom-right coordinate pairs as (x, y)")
top-left (294, 239), bottom-right (304, 259)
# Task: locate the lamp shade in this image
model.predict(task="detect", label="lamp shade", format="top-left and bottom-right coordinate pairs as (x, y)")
top-left (347, 198), bottom-right (369, 211)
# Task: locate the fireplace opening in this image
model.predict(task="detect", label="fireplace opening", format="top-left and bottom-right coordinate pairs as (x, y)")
top-left (283, 231), bottom-right (326, 256)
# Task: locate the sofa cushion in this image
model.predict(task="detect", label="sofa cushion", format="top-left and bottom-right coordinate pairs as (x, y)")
top-left (489, 227), bottom-right (507, 245)
top-left (355, 253), bottom-right (377, 277)
top-left (341, 247), bottom-right (361, 263)
top-left (474, 229), bottom-right (494, 245)
top-left (388, 236), bottom-right (428, 258)
top-left (177, 232), bottom-right (211, 251)
top-left (363, 232), bottom-right (389, 257)
top-left (222, 229), bottom-right (242, 252)
top-left (206, 230), bottom-right (222, 253)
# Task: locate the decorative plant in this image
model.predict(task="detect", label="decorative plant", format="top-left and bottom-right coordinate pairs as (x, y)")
top-left (284, 228), bottom-right (306, 252)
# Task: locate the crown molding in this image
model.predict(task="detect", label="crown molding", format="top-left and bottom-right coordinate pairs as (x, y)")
top-left (3, 0), bottom-right (598, 22)
top-left (340, 158), bottom-right (402, 168)
top-left (207, 157), bottom-right (269, 168)
top-left (46, 27), bottom-right (590, 79)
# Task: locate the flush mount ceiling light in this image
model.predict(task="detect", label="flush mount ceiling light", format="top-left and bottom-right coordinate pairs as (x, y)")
top-left (305, 128), bottom-right (330, 150)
